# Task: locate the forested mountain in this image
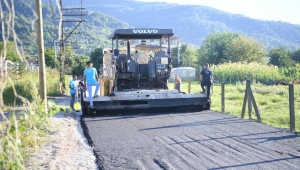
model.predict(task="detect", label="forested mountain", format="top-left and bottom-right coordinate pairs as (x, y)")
top-left (56, 0), bottom-right (300, 50)
top-left (1, 0), bottom-right (132, 56)
top-left (2, 0), bottom-right (300, 56)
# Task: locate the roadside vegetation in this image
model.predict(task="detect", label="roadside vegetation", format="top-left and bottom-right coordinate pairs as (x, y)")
top-left (0, 70), bottom-right (71, 169)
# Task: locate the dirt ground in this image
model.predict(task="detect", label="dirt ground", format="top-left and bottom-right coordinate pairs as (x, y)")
top-left (26, 96), bottom-right (98, 170)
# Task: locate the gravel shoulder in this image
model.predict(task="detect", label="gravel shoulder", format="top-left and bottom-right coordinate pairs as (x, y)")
top-left (26, 96), bottom-right (98, 170)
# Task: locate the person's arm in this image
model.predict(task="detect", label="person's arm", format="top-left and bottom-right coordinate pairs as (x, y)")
top-left (94, 68), bottom-right (99, 80)
top-left (200, 70), bottom-right (203, 83)
top-left (69, 81), bottom-right (73, 89)
top-left (178, 78), bottom-right (181, 84)
top-left (174, 77), bottom-right (176, 89)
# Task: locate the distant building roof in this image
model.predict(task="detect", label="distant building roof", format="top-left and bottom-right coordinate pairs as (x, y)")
top-left (25, 57), bottom-right (38, 65)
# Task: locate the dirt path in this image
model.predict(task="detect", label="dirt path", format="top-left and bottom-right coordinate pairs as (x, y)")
top-left (26, 96), bottom-right (98, 170)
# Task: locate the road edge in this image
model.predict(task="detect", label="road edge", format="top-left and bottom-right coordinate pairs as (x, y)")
top-left (80, 115), bottom-right (105, 170)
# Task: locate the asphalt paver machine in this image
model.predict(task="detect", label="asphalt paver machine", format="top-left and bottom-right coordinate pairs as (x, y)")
top-left (81, 29), bottom-right (209, 115)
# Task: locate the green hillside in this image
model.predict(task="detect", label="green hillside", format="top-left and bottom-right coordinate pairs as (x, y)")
top-left (61, 0), bottom-right (300, 50)
top-left (2, 0), bottom-right (300, 56)
top-left (0, 0), bottom-right (132, 56)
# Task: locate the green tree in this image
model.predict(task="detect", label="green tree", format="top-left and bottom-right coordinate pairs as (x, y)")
top-left (197, 31), bottom-right (240, 65)
top-left (180, 45), bottom-right (197, 67)
top-left (71, 55), bottom-right (90, 76)
top-left (171, 46), bottom-right (180, 68)
top-left (63, 46), bottom-right (76, 74)
top-left (171, 45), bottom-right (197, 68)
top-left (0, 41), bottom-right (20, 62)
top-left (226, 36), bottom-right (267, 63)
top-left (198, 31), bottom-right (267, 65)
top-left (269, 47), bottom-right (295, 67)
top-left (291, 48), bottom-right (300, 63)
top-left (89, 48), bottom-right (103, 72)
top-left (44, 47), bottom-right (55, 68)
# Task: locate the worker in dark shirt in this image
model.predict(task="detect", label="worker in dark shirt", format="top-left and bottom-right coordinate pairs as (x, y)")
top-left (78, 77), bottom-right (86, 99)
top-left (200, 63), bottom-right (214, 101)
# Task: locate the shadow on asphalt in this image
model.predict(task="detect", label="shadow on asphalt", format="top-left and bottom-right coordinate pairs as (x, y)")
top-left (82, 110), bottom-right (214, 121)
top-left (139, 117), bottom-right (248, 131)
top-left (208, 156), bottom-right (300, 170)
top-left (251, 134), bottom-right (300, 143)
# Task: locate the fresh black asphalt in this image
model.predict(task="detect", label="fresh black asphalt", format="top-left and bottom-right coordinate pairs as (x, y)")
top-left (82, 110), bottom-right (300, 170)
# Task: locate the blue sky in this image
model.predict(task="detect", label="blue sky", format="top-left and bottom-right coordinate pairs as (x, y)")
top-left (137, 0), bottom-right (299, 25)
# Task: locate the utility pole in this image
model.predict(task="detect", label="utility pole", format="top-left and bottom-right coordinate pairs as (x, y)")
top-left (177, 37), bottom-right (181, 67)
top-left (59, 0), bottom-right (65, 93)
top-left (54, 40), bottom-right (59, 69)
top-left (35, 0), bottom-right (47, 112)
top-left (59, 0), bottom-right (85, 93)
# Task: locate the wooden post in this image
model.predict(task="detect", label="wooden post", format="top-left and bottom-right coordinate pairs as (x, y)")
top-left (221, 82), bottom-right (225, 113)
top-left (188, 80), bottom-right (191, 93)
top-left (289, 84), bottom-right (295, 132)
top-left (248, 87), bottom-right (252, 119)
top-left (35, 0), bottom-right (47, 112)
top-left (248, 88), bottom-right (262, 123)
top-left (241, 80), bottom-right (250, 118)
top-left (99, 77), bottom-right (103, 96)
top-left (241, 80), bottom-right (261, 122)
top-left (59, 0), bottom-right (65, 93)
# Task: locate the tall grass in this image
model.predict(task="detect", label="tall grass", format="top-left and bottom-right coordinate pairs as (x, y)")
top-left (0, 70), bottom-right (68, 169)
top-left (3, 69), bottom-right (68, 106)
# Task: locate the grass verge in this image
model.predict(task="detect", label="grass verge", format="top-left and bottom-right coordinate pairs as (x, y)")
top-left (169, 81), bottom-right (300, 132)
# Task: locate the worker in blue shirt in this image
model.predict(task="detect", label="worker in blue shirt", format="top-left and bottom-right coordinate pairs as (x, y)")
top-left (83, 61), bottom-right (100, 108)
top-left (69, 75), bottom-right (77, 111)
top-left (200, 63), bottom-right (214, 102)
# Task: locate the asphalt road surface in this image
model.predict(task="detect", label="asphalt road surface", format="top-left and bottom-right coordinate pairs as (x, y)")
top-left (82, 110), bottom-right (300, 170)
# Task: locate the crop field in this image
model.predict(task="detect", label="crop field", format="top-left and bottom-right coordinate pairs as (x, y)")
top-left (169, 81), bottom-right (300, 132)
top-left (210, 62), bottom-right (300, 83)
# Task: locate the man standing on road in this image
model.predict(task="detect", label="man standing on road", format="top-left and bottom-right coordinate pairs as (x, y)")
top-left (69, 75), bottom-right (77, 111)
top-left (83, 61), bottom-right (100, 108)
top-left (200, 63), bottom-right (214, 101)
top-left (174, 75), bottom-right (182, 92)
